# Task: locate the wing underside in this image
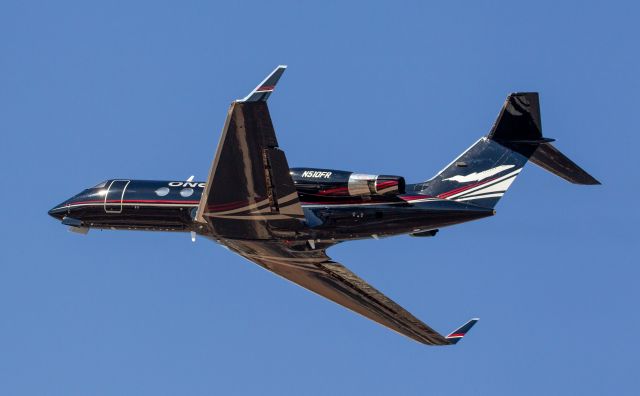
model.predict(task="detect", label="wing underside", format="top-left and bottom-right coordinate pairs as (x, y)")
top-left (224, 239), bottom-right (470, 345)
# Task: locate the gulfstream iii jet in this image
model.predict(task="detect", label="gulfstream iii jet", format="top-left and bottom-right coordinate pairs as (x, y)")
top-left (48, 66), bottom-right (599, 345)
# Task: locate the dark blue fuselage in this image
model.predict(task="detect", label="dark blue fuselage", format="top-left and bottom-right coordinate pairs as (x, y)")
top-left (49, 179), bottom-right (494, 242)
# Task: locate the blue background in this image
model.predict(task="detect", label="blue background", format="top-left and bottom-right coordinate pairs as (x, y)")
top-left (2, 1), bottom-right (638, 395)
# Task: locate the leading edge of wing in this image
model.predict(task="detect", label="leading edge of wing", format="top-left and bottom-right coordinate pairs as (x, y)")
top-left (223, 239), bottom-right (478, 346)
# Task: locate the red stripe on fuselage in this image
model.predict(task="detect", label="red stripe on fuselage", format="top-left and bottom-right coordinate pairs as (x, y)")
top-left (66, 195), bottom-right (434, 209)
top-left (400, 195), bottom-right (434, 201)
top-left (437, 177), bottom-right (497, 199)
top-left (69, 199), bottom-right (199, 205)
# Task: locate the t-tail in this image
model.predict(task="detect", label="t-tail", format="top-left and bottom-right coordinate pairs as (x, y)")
top-left (419, 92), bottom-right (600, 208)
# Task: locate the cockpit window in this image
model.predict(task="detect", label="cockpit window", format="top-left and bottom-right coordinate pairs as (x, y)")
top-left (93, 180), bottom-right (108, 189)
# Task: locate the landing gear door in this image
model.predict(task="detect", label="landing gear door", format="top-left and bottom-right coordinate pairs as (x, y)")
top-left (104, 180), bottom-right (130, 213)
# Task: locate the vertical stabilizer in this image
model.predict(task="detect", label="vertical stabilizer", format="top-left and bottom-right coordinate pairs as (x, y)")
top-left (418, 93), bottom-right (599, 208)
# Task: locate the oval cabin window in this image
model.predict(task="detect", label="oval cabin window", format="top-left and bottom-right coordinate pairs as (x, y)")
top-left (155, 187), bottom-right (170, 197)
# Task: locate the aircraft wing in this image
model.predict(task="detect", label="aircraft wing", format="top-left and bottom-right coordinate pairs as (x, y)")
top-left (199, 66), bottom-right (478, 344)
top-left (196, 66), bottom-right (306, 239)
top-left (222, 239), bottom-right (478, 345)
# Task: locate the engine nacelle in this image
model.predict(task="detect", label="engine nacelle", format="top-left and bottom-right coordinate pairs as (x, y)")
top-left (290, 168), bottom-right (405, 197)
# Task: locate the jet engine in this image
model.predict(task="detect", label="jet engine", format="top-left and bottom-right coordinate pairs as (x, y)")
top-left (290, 168), bottom-right (405, 197)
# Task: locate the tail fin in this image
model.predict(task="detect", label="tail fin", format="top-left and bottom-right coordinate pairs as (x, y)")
top-left (419, 92), bottom-right (599, 208)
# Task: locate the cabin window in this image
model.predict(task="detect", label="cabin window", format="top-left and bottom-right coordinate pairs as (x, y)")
top-left (155, 187), bottom-right (170, 197)
top-left (180, 188), bottom-right (194, 197)
top-left (93, 180), bottom-right (108, 189)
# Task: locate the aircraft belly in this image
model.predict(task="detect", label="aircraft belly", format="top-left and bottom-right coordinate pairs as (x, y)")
top-left (303, 201), bottom-right (494, 240)
top-left (67, 204), bottom-right (195, 232)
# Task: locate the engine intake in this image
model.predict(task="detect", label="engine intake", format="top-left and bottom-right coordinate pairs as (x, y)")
top-left (290, 168), bottom-right (405, 197)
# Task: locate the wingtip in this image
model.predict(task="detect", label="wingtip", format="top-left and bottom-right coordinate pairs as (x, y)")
top-left (240, 65), bottom-right (288, 103)
top-left (583, 175), bottom-right (602, 185)
top-left (445, 318), bottom-right (479, 345)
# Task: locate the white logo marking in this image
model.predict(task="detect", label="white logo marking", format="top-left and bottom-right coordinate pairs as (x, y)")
top-left (444, 165), bottom-right (515, 183)
top-left (301, 170), bottom-right (332, 179)
top-left (169, 181), bottom-right (206, 188)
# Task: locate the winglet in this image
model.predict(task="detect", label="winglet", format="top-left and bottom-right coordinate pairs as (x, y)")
top-left (445, 318), bottom-right (479, 345)
top-left (240, 65), bottom-right (287, 103)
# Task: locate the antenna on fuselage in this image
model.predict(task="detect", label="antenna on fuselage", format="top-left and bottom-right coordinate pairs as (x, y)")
top-left (186, 175), bottom-right (196, 242)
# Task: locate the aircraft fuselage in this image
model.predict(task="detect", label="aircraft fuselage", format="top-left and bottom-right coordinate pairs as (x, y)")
top-left (48, 179), bottom-right (494, 241)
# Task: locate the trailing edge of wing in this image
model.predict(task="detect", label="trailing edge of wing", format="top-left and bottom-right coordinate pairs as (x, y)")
top-left (241, 65), bottom-right (287, 102)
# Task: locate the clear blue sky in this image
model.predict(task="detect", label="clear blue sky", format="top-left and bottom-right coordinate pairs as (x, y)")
top-left (1, 1), bottom-right (638, 395)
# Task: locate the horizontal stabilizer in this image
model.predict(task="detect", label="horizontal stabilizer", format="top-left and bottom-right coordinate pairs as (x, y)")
top-left (241, 65), bottom-right (287, 103)
top-left (445, 318), bottom-right (479, 344)
top-left (530, 142), bottom-right (600, 185)
top-left (487, 92), bottom-right (600, 185)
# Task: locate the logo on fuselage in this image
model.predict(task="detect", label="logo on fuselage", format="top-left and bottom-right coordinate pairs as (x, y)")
top-left (301, 170), bottom-right (332, 179)
top-left (443, 165), bottom-right (515, 183)
top-left (168, 181), bottom-right (206, 188)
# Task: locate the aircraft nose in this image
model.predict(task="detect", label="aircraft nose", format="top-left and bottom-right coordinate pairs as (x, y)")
top-left (48, 203), bottom-right (68, 220)
top-left (48, 188), bottom-right (93, 221)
